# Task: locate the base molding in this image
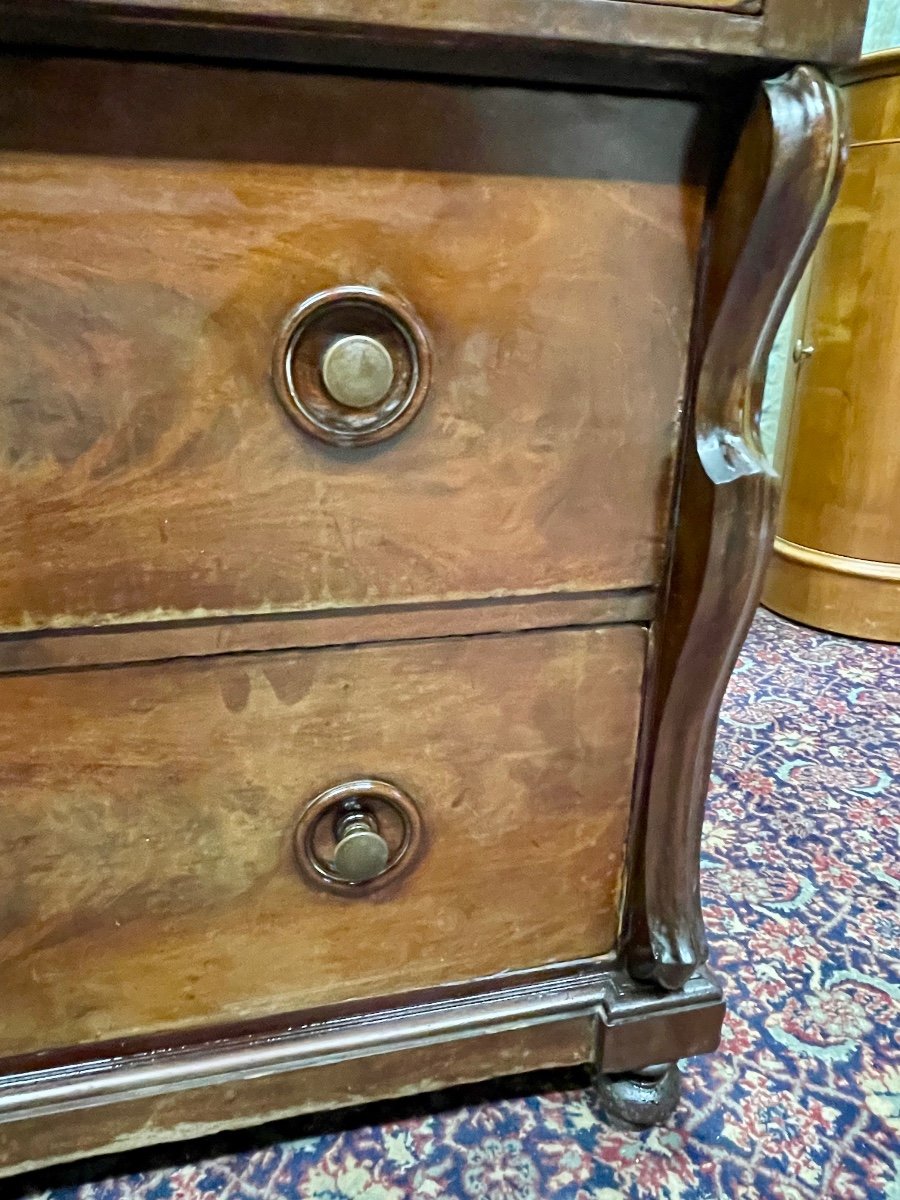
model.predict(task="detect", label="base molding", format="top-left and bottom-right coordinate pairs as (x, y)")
top-left (0, 963), bottom-right (723, 1177)
top-left (764, 538), bottom-right (900, 641)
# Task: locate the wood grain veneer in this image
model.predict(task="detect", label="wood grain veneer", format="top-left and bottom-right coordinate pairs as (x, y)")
top-left (0, 1021), bottom-right (591, 1176)
top-left (0, 58), bottom-right (706, 637)
top-left (0, 0), bottom-right (863, 1168)
top-left (0, 963), bottom-right (724, 1176)
top-left (0, 624), bottom-right (644, 1057)
top-left (0, 590), bottom-right (654, 674)
top-left (0, 0), bottom-right (869, 80)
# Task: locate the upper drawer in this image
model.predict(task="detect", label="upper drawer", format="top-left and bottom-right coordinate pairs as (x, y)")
top-left (0, 59), bottom-right (706, 634)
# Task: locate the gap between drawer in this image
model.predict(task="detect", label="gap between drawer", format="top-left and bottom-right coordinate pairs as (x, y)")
top-left (0, 587), bottom-right (654, 675)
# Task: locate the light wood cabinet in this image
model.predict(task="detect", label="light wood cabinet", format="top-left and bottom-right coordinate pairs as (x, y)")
top-left (765, 50), bottom-right (900, 642)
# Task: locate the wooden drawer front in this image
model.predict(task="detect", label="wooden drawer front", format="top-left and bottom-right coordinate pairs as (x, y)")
top-left (0, 58), bottom-right (706, 634)
top-left (0, 625), bottom-right (643, 1059)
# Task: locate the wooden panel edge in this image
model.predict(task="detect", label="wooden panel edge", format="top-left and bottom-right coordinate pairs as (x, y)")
top-left (772, 536), bottom-right (900, 583)
top-left (0, 963), bottom-right (724, 1177)
top-left (760, 0), bottom-right (866, 63)
top-left (0, 0), bottom-right (767, 72)
top-left (0, 964), bottom-right (611, 1124)
top-left (596, 965), bottom-right (724, 1072)
top-left (616, 0), bottom-right (760, 13)
top-left (763, 548), bottom-right (900, 642)
top-left (0, 962), bottom-right (724, 1125)
top-left (0, 1021), bottom-right (591, 1179)
top-left (0, 588), bottom-right (654, 675)
top-left (837, 47), bottom-right (900, 87)
top-left (0, 0), bottom-right (867, 70)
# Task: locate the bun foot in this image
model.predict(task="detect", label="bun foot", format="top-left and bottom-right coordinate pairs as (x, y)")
top-left (595, 1062), bottom-right (682, 1128)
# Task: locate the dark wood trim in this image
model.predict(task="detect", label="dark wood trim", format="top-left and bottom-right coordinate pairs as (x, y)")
top-left (0, 0), bottom-right (865, 87)
top-left (0, 30), bottom-right (772, 100)
top-left (837, 47), bottom-right (900, 86)
top-left (595, 965), bottom-right (724, 1072)
top-left (0, 0), bottom-right (763, 66)
top-left (0, 968), bottom-right (719, 1177)
top-left (0, 961), bottom-right (722, 1145)
top-left (0, 962), bottom-right (610, 1122)
top-left (619, 64), bottom-right (847, 990)
top-left (0, 1025), bottom-right (591, 1178)
top-left (0, 958), bottom-right (606, 1077)
top-left (760, 0), bottom-right (866, 65)
top-left (0, 588), bottom-right (653, 675)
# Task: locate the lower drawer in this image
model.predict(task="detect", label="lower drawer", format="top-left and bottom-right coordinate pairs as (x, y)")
top-left (0, 625), bottom-right (644, 1060)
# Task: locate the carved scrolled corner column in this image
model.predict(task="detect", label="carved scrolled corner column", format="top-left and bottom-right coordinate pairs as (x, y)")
top-left (618, 66), bottom-right (847, 992)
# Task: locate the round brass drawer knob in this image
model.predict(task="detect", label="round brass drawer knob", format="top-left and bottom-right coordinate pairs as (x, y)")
top-left (331, 809), bottom-right (390, 883)
top-left (321, 335), bottom-right (395, 410)
top-left (272, 286), bottom-right (432, 447)
top-left (293, 778), bottom-right (423, 895)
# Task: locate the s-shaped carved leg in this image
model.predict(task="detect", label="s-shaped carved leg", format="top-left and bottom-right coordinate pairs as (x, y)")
top-left (617, 66), bottom-right (847, 993)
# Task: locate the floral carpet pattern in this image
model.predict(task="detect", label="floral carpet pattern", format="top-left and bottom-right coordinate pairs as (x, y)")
top-left (11, 609), bottom-right (899, 1200)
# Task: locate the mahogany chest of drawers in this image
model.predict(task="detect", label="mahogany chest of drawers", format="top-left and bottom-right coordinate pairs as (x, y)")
top-left (0, 0), bottom-right (864, 1176)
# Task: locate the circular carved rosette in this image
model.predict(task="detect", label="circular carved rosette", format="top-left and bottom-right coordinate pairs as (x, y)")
top-left (272, 286), bottom-right (432, 447)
